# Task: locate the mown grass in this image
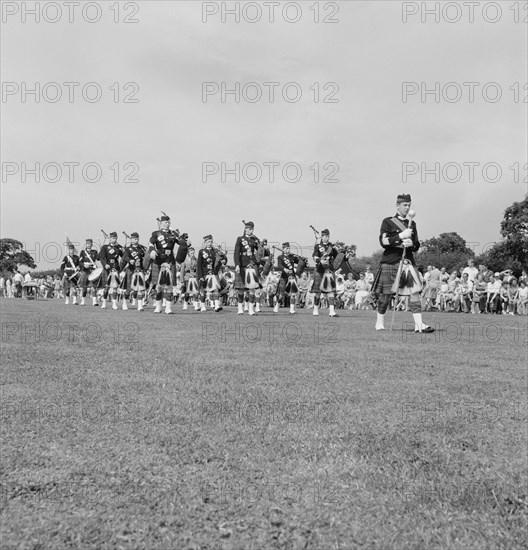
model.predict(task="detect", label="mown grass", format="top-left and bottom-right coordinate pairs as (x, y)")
top-left (1, 299), bottom-right (526, 549)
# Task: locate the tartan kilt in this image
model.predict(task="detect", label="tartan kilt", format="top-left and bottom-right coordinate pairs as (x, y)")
top-left (312, 269), bottom-right (335, 293)
top-left (151, 262), bottom-right (176, 288)
top-left (234, 269), bottom-right (246, 290)
top-left (371, 263), bottom-right (400, 295)
top-left (234, 265), bottom-right (260, 290)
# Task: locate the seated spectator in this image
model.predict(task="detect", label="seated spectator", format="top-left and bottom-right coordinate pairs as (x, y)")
top-left (486, 273), bottom-right (503, 314)
top-left (453, 272), bottom-right (471, 313)
top-left (335, 275), bottom-right (345, 309)
top-left (472, 273), bottom-right (487, 314)
top-left (354, 273), bottom-right (370, 309)
top-left (435, 281), bottom-right (450, 311)
top-left (343, 274), bottom-right (356, 309)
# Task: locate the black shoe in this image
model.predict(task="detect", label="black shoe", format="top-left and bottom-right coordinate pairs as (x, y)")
top-left (215, 307), bottom-right (223, 312)
top-left (415, 325), bottom-right (434, 333)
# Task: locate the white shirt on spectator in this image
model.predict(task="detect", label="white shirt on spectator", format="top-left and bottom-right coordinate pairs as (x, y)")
top-left (462, 266), bottom-right (478, 283)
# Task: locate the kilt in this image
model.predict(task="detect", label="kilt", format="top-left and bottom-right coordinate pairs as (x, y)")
top-left (234, 265), bottom-right (260, 290)
top-left (313, 269), bottom-right (335, 293)
top-left (234, 269), bottom-right (246, 290)
top-left (150, 262), bottom-right (176, 288)
top-left (371, 263), bottom-right (400, 295)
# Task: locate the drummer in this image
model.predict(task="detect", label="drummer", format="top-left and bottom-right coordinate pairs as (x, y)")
top-left (60, 244), bottom-right (81, 305)
top-left (79, 238), bottom-right (100, 306)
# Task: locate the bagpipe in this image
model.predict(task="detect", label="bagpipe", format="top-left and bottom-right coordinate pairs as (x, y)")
top-left (271, 245), bottom-right (306, 294)
top-left (310, 225), bottom-right (359, 287)
top-left (212, 242), bottom-right (228, 270)
top-left (156, 211), bottom-right (189, 264)
top-left (241, 220), bottom-right (265, 264)
top-left (310, 225), bottom-right (336, 292)
top-left (333, 244), bottom-right (359, 278)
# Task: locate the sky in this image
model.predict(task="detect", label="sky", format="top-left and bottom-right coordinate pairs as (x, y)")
top-left (1, 0), bottom-right (527, 269)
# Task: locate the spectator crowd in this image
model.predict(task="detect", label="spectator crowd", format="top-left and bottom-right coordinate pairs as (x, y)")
top-left (1, 260), bottom-right (527, 316)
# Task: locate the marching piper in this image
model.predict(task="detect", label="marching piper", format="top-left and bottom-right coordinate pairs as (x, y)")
top-left (180, 247), bottom-right (199, 310)
top-left (60, 244), bottom-right (80, 305)
top-left (371, 193), bottom-right (434, 332)
top-left (99, 231), bottom-right (124, 310)
top-left (149, 214), bottom-right (187, 314)
top-left (78, 238), bottom-right (99, 306)
top-left (274, 242), bottom-right (303, 315)
top-left (197, 235), bottom-right (224, 313)
top-left (233, 221), bottom-right (263, 316)
top-left (312, 229), bottom-right (339, 317)
top-left (121, 232), bottom-right (147, 311)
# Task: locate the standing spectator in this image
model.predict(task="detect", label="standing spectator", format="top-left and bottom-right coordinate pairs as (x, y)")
top-left (6, 276), bottom-right (12, 298)
top-left (13, 271), bottom-right (24, 298)
top-left (517, 280), bottom-right (528, 315)
top-left (499, 280), bottom-right (510, 314)
top-left (422, 265), bottom-right (441, 311)
top-left (462, 259), bottom-right (479, 284)
top-left (306, 274), bottom-right (315, 309)
top-left (0, 275), bottom-right (5, 297)
top-left (478, 264), bottom-right (493, 283)
top-left (296, 272), bottom-right (309, 308)
top-left (53, 275), bottom-right (62, 299)
top-left (507, 278), bottom-right (519, 315)
top-left (24, 272), bottom-right (32, 283)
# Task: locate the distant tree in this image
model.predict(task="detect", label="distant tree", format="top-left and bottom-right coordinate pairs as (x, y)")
top-left (476, 196), bottom-right (528, 276)
top-left (354, 250), bottom-right (384, 275)
top-left (0, 238), bottom-right (37, 273)
top-left (417, 232), bottom-right (474, 272)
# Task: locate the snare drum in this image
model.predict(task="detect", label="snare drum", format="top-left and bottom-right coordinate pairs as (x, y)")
top-left (88, 267), bottom-right (103, 283)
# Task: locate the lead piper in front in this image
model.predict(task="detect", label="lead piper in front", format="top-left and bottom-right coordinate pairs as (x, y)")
top-left (371, 194), bottom-right (434, 333)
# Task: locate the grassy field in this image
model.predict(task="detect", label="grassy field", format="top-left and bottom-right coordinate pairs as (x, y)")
top-left (1, 298), bottom-right (527, 549)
